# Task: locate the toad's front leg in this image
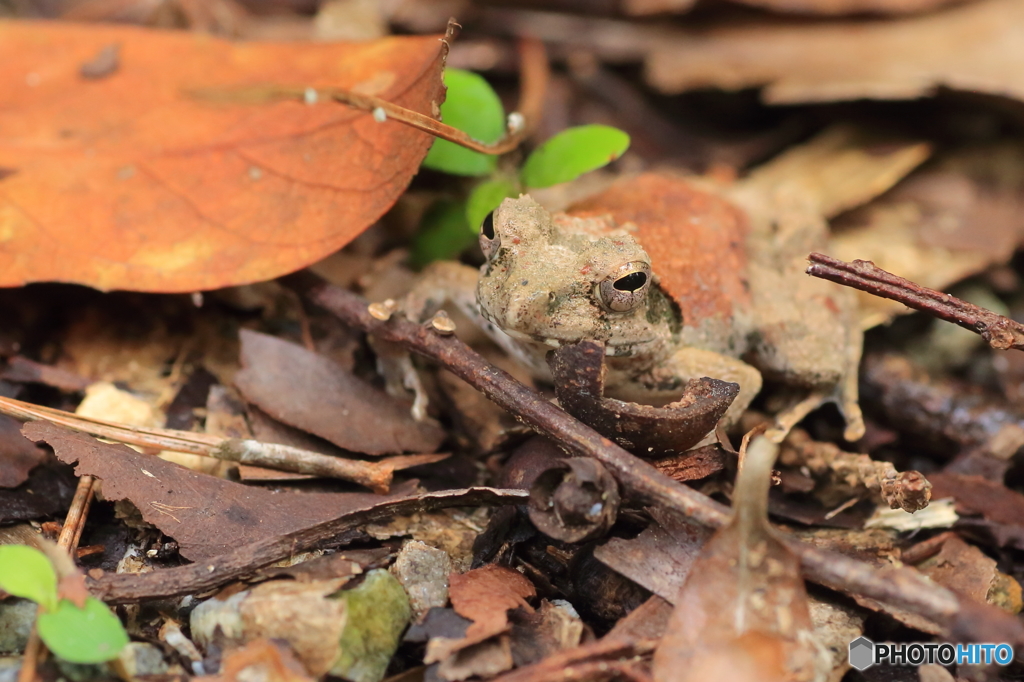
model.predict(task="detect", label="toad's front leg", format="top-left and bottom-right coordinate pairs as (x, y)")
top-left (371, 261), bottom-right (480, 420)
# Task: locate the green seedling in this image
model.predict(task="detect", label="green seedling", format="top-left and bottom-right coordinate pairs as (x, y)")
top-left (0, 545), bottom-right (128, 664)
top-left (414, 68), bottom-right (631, 265)
top-left (422, 69), bottom-right (506, 178)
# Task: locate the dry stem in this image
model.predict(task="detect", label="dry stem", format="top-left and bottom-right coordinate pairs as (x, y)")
top-left (0, 396), bottom-right (441, 493)
top-left (807, 253), bottom-right (1024, 351)
top-left (190, 30), bottom-right (550, 157)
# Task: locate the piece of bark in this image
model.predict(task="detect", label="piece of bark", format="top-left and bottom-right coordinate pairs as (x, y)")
top-left (548, 340), bottom-right (737, 457)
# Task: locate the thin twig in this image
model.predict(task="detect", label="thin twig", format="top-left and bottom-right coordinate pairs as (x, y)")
top-left (190, 33), bottom-right (549, 156)
top-left (0, 396), bottom-right (442, 493)
top-left (807, 252), bottom-right (1024, 351)
top-left (324, 34), bottom-right (548, 153)
top-left (21, 473), bottom-right (97, 682)
top-left (513, 36), bottom-right (549, 139)
top-left (17, 619), bottom-right (42, 682)
top-left (88, 487), bottom-right (526, 603)
top-left (59, 475), bottom-right (95, 553)
top-left (281, 271), bottom-right (1024, 645)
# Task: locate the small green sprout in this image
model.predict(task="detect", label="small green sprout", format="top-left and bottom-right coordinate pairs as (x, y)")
top-left (0, 545), bottom-right (128, 664)
top-left (413, 68), bottom-right (631, 265)
top-left (519, 125), bottom-right (631, 190)
top-left (422, 69), bottom-right (506, 177)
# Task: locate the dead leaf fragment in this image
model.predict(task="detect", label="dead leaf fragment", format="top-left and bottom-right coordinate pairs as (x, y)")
top-left (646, 0), bottom-right (1024, 105)
top-left (235, 329), bottom-right (444, 455)
top-left (508, 600), bottom-right (585, 668)
top-left (420, 564), bottom-right (538, 680)
top-left (0, 21), bottom-right (445, 292)
top-left (930, 473), bottom-right (1024, 548)
top-left (450, 564), bottom-right (536, 640)
top-left (0, 413), bottom-right (50, 488)
top-left (0, 463), bottom-right (77, 523)
top-left (23, 420), bottom-right (394, 562)
top-left (914, 535), bottom-right (1022, 613)
top-left (730, 126), bottom-right (930, 222)
top-left (0, 356), bottom-right (92, 392)
top-left (653, 437), bottom-right (826, 682)
top-left (593, 511), bottom-right (712, 603)
top-left (832, 144), bottom-right (1024, 326)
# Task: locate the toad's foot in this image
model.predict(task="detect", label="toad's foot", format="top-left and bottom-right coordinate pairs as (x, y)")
top-left (764, 385), bottom-right (865, 443)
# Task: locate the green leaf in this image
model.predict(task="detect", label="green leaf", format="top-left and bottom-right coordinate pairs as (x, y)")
top-left (520, 125), bottom-right (631, 189)
top-left (466, 178), bottom-right (518, 232)
top-left (422, 69), bottom-right (505, 177)
top-left (410, 199), bottom-right (475, 269)
top-left (37, 596), bottom-right (129, 663)
top-left (0, 545), bottom-right (57, 611)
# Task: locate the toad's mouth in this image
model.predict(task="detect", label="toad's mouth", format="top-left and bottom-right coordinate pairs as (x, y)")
top-left (478, 307), bottom-right (660, 355)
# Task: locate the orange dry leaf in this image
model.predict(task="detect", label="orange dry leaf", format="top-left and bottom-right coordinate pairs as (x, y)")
top-left (0, 21), bottom-right (445, 292)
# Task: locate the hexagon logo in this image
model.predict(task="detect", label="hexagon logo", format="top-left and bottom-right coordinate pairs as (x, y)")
top-left (849, 637), bottom-right (875, 671)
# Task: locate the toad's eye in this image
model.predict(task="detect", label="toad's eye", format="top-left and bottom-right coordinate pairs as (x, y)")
top-left (597, 261), bottom-right (651, 312)
top-left (480, 211), bottom-right (500, 260)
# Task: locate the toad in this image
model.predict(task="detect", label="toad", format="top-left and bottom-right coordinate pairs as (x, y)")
top-left (396, 173), bottom-right (865, 443)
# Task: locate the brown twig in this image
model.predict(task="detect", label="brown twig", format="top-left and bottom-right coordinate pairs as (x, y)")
top-left (59, 475), bottom-right (96, 553)
top-left (0, 396), bottom-right (441, 493)
top-left (807, 253), bottom-right (1024, 351)
top-left (20, 472), bottom-right (97, 682)
top-left (191, 30), bottom-right (549, 156)
top-left (514, 36), bottom-right (550, 139)
top-left (17, 625), bottom-right (42, 682)
top-left (331, 34), bottom-right (548, 154)
top-left (280, 271), bottom-right (1024, 646)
